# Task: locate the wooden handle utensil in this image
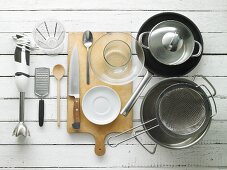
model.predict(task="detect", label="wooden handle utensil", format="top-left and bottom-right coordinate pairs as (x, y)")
top-left (72, 97), bottom-right (80, 129)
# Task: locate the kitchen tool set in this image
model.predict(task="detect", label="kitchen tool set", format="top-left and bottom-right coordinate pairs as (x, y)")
top-left (121, 12), bottom-right (204, 116)
top-left (108, 76), bottom-right (217, 154)
top-left (67, 32), bottom-right (132, 156)
top-left (11, 12), bottom-right (218, 157)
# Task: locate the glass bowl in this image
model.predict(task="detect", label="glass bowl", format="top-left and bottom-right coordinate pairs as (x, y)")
top-left (89, 33), bottom-right (145, 85)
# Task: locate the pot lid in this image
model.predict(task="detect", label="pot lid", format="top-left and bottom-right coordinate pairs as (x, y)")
top-left (148, 20), bottom-right (194, 65)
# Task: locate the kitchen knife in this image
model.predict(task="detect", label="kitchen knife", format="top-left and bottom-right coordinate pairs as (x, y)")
top-left (68, 46), bottom-right (80, 129)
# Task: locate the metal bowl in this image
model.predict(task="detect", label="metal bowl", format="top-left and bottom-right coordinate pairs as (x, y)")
top-left (141, 78), bottom-right (211, 149)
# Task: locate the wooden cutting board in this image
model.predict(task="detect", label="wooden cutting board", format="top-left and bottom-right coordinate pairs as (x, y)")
top-left (67, 32), bottom-right (133, 156)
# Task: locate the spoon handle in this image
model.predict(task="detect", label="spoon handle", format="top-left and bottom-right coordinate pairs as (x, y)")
top-left (57, 80), bottom-right (60, 127)
top-left (86, 48), bottom-right (90, 85)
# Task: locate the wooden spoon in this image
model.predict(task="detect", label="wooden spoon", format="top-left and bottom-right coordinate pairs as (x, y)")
top-left (53, 64), bottom-right (65, 127)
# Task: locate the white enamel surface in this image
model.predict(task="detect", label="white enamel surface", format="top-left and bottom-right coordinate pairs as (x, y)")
top-left (82, 86), bottom-right (121, 125)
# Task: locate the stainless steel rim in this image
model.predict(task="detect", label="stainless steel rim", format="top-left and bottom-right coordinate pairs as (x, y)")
top-left (140, 78), bottom-right (212, 149)
top-left (155, 82), bottom-right (212, 139)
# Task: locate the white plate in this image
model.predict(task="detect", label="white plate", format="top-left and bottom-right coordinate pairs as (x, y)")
top-left (82, 86), bottom-right (121, 125)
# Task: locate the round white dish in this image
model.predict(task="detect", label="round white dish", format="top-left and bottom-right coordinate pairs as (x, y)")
top-left (82, 86), bottom-right (121, 125)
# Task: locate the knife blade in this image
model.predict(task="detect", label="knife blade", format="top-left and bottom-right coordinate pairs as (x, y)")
top-left (68, 46), bottom-right (80, 129)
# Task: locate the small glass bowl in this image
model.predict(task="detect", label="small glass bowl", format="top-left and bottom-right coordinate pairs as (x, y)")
top-left (89, 33), bottom-right (145, 85)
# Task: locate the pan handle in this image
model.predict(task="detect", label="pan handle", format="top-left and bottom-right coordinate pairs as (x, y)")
top-left (120, 71), bottom-right (153, 116)
top-left (107, 118), bottom-right (159, 148)
top-left (191, 41), bottom-right (203, 57)
top-left (134, 130), bottom-right (157, 154)
top-left (138, 32), bottom-right (150, 50)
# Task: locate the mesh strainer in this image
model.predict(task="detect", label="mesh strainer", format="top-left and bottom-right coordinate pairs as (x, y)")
top-left (107, 76), bottom-right (217, 151)
top-left (156, 83), bottom-right (211, 139)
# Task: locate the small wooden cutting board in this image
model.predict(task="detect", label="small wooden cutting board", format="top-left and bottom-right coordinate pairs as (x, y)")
top-left (67, 32), bottom-right (133, 156)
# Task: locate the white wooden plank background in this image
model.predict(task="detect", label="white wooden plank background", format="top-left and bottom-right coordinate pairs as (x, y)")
top-left (0, 0), bottom-right (226, 169)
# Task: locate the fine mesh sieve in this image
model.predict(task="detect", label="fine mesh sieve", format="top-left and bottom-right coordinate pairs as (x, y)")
top-left (107, 77), bottom-right (217, 154)
top-left (156, 83), bottom-right (211, 139)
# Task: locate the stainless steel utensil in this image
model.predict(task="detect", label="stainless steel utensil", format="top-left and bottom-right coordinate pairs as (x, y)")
top-left (68, 47), bottom-right (80, 129)
top-left (155, 82), bottom-right (214, 139)
top-left (83, 30), bottom-right (93, 85)
top-left (35, 67), bottom-right (50, 127)
top-left (13, 93), bottom-right (30, 137)
top-left (121, 13), bottom-right (204, 117)
top-left (138, 20), bottom-right (202, 65)
top-left (108, 76), bottom-right (217, 154)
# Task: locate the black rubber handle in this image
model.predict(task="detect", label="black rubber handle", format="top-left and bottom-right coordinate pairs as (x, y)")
top-left (39, 99), bottom-right (44, 127)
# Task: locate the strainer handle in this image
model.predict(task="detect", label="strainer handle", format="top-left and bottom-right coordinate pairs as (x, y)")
top-left (199, 84), bottom-right (217, 118)
top-left (134, 130), bottom-right (157, 154)
top-left (107, 118), bottom-right (158, 148)
top-left (193, 75), bottom-right (216, 97)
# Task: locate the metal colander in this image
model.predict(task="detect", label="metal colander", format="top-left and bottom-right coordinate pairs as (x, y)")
top-left (156, 83), bottom-right (211, 139)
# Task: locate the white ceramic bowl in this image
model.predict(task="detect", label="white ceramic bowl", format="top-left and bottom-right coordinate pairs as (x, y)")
top-left (82, 86), bottom-right (121, 125)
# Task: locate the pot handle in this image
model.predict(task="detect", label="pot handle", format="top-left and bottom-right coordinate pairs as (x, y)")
top-left (193, 75), bottom-right (217, 117)
top-left (191, 41), bottom-right (202, 57)
top-left (193, 75), bottom-right (216, 97)
top-left (107, 118), bottom-right (159, 148)
top-left (120, 71), bottom-right (153, 116)
top-left (138, 32), bottom-right (150, 50)
top-left (199, 84), bottom-right (217, 118)
top-left (134, 130), bottom-right (157, 154)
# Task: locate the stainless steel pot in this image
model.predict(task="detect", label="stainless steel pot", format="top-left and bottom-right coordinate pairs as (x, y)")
top-left (108, 76), bottom-right (217, 154)
top-left (138, 20), bottom-right (202, 65)
top-left (120, 16), bottom-right (204, 117)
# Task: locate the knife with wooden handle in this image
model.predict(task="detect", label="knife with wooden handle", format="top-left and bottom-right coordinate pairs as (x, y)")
top-left (72, 98), bottom-right (80, 129)
top-left (68, 47), bottom-right (80, 129)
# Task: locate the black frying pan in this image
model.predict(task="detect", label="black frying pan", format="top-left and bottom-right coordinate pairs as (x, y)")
top-left (120, 12), bottom-right (203, 116)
